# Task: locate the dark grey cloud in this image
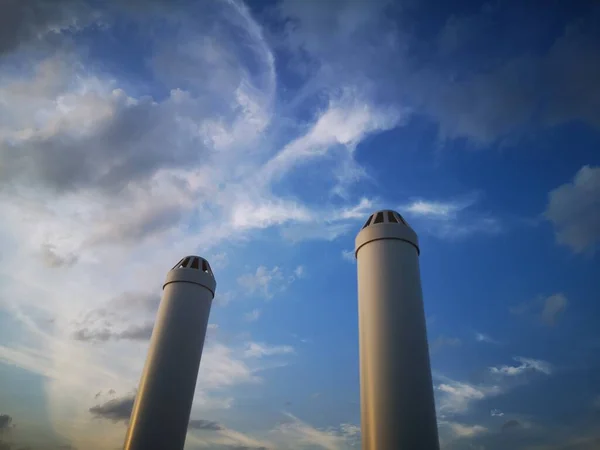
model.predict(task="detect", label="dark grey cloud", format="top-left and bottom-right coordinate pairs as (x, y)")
top-left (510, 293), bottom-right (569, 327)
top-left (545, 165), bottom-right (600, 254)
top-left (0, 414), bottom-right (12, 430)
top-left (39, 243), bottom-right (78, 268)
top-left (0, 5), bottom-right (240, 248)
top-left (0, 91), bottom-right (199, 196)
top-left (72, 291), bottom-right (160, 342)
top-left (89, 395), bottom-right (135, 423)
top-left (0, 0), bottom-right (96, 56)
top-left (88, 201), bottom-right (188, 247)
top-left (274, 1), bottom-right (600, 144)
top-left (118, 322), bottom-right (155, 341)
top-left (501, 419), bottom-right (521, 432)
top-left (90, 396), bottom-right (223, 434)
top-left (187, 419), bottom-right (223, 431)
top-left (0, 0), bottom-right (191, 57)
top-left (273, 0), bottom-right (401, 108)
top-left (73, 321), bottom-right (154, 343)
top-left (412, 3), bottom-right (600, 144)
top-left (419, 33), bottom-right (600, 143)
top-left (110, 292), bottom-right (161, 314)
top-left (0, 0), bottom-right (271, 216)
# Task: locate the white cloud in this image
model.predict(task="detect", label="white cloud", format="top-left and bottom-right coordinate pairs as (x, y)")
top-left (244, 309), bottom-right (262, 322)
top-left (237, 266), bottom-right (286, 299)
top-left (294, 265), bottom-right (306, 278)
top-left (186, 411), bottom-right (361, 450)
top-left (237, 265), bottom-right (304, 300)
top-left (229, 199), bottom-right (315, 232)
top-left (405, 199), bottom-right (470, 218)
top-left (341, 249), bottom-right (355, 262)
top-left (439, 420), bottom-right (488, 438)
top-left (186, 423), bottom-right (275, 450)
top-left (244, 342), bottom-right (295, 358)
top-left (215, 291), bottom-right (235, 307)
top-left (435, 358), bottom-right (553, 418)
top-left (489, 357), bottom-right (553, 376)
top-left (208, 252), bottom-right (228, 270)
top-left (490, 409), bottom-right (504, 417)
top-left (475, 332), bottom-right (500, 344)
top-left (197, 343), bottom-right (262, 389)
top-left (545, 165), bottom-right (600, 254)
top-left (436, 379), bottom-right (501, 414)
top-left (270, 413), bottom-right (358, 450)
top-left (260, 91), bottom-right (403, 183)
top-left (541, 293), bottom-right (568, 326)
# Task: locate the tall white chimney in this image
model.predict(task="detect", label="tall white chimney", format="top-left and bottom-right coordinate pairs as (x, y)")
top-left (355, 210), bottom-right (439, 450)
top-left (124, 256), bottom-right (216, 450)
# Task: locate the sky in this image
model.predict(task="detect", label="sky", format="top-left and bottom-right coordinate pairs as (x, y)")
top-left (0, 0), bottom-right (599, 449)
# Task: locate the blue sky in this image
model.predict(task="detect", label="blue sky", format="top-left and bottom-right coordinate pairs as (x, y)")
top-left (0, 0), bottom-right (599, 449)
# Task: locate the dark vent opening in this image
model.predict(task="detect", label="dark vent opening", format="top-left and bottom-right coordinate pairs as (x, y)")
top-left (202, 259), bottom-right (212, 274)
top-left (387, 211), bottom-right (398, 223)
top-left (396, 213), bottom-right (407, 225)
top-left (362, 214), bottom-right (373, 229)
top-left (172, 258), bottom-right (185, 270)
top-left (190, 257), bottom-right (200, 270)
top-left (373, 212), bottom-right (384, 224)
top-left (181, 257), bottom-right (191, 268)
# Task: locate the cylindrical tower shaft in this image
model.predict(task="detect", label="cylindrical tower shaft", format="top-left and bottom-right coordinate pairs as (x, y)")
top-left (355, 210), bottom-right (439, 450)
top-left (124, 256), bottom-right (216, 450)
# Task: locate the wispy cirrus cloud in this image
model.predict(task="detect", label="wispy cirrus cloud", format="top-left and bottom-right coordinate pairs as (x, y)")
top-left (475, 332), bottom-right (501, 344)
top-left (400, 194), bottom-right (502, 239)
top-left (404, 199), bottom-right (470, 218)
top-left (237, 265), bottom-right (305, 300)
top-left (244, 309), bottom-right (262, 323)
top-left (435, 356), bottom-right (553, 415)
top-left (243, 342), bottom-right (295, 359)
top-left (439, 420), bottom-right (488, 438)
top-left (341, 250), bottom-right (355, 263)
top-left (489, 357), bottom-right (552, 377)
top-left (269, 413), bottom-right (360, 450)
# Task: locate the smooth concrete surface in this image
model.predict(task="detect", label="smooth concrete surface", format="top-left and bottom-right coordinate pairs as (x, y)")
top-left (356, 211), bottom-right (440, 450)
top-left (124, 257), bottom-right (216, 450)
